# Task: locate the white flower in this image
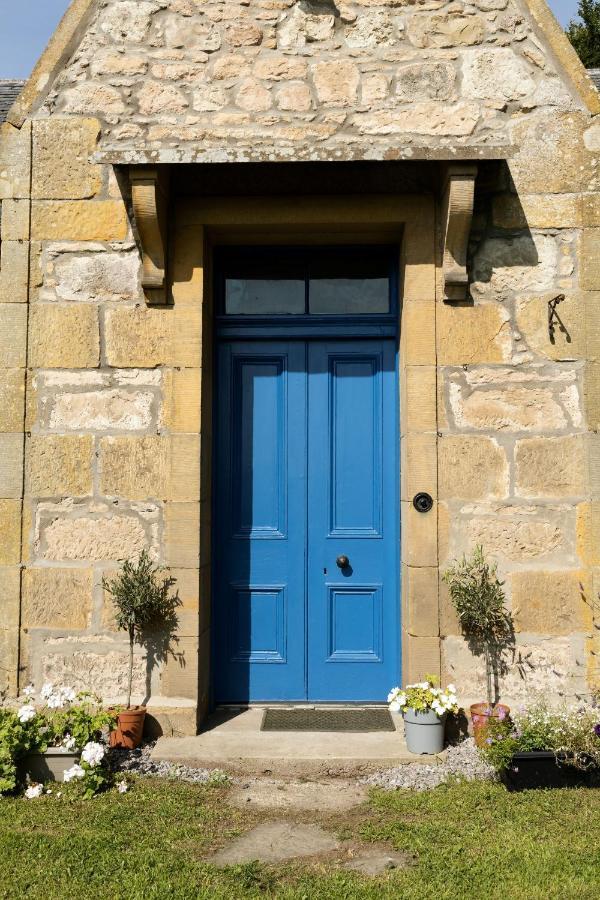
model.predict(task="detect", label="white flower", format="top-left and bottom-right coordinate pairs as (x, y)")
top-left (387, 687), bottom-right (400, 703)
top-left (40, 682), bottom-right (54, 700)
top-left (447, 684), bottom-right (456, 694)
top-left (117, 780), bottom-right (128, 794)
top-left (60, 687), bottom-right (76, 704)
top-left (81, 742), bottom-right (105, 767)
top-left (46, 693), bottom-right (64, 709)
top-left (389, 700), bottom-right (401, 713)
top-left (25, 783), bottom-right (43, 799)
top-left (63, 734), bottom-right (77, 752)
top-left (17, 705), bottom-right (36, 724)
top-left (23, 684), bottom-right (35, 698)
top-left (63, 764), bottom-right (85, 783)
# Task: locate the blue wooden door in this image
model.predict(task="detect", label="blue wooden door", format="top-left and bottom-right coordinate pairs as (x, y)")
top-left (214, 339), bottom-right (398, 702)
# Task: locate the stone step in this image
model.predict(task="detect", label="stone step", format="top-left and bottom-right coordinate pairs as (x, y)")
top-left (151, 707), bottom-right (445, 777)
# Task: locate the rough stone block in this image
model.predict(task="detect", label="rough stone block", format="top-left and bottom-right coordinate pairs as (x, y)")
top-left (0, 369), bottom-right (25, 432)
top-left (0, 562), bottom-right (20, 630)
top-left (471, 233), bottom-right (560, 298)
top-left (165, 503), bottom-right (200, 568)
top-left (26, 435), bottom-right (93, 498)
top-left (509, 113), bottom-right (591, 194)
top-left (0, 240), bottom-right (29, 302)
top-left (100, 435), bottom-right (200, 501)
top-left (403, 635), bottom-right (441, 684)
top-left (0, 304), bottom-right (26, 366)
top-left (408, 13), bottom-right (485, 47)
top-left (100, 436), bottom-right (166, 500)
top-left (22, 567), bottom-right (93, 629)
top-left (1, 199), bottom-right (29, 241)
top-left (403, 366), bottom-right (437, 434)
top-left (401, 500), bottom-right (438, 567)
top-left (401, 302), bottom-right (436, 365)
top-left (40, 512), bottom-right (151, 562)
top-left (40, 646), bottom-right (145, 704)
top-left (31, 201), bottom-right (128, 242)
top-left (510, 570), bottom-right (592, 634)
top-left (144, 704), bottom-right (198, 738)
top-left (581, 195), bottom-right (600, 227)
top-left (43, 248), bottom-right (141, 303)
top-left (401, 433), bottom-right (437, 501)
top-left (163, 368), bottom-right (202, 433)
top-left (0, 434), bottom-right (23, 499)
top-left (462, 48), bottom-right (534, 101)
top-left (29, 304), bottom-right (99, 368)
top-left (405, 566), bottom-right (439, 637)
top-left (44, 388), bottom-right (155, 432)
top-left (0, 121), bottom-right (31, 199)
top-left (32, 118), bottom-right (102, 200)
top-left (581, 230), bottom-right (600, 291)
top-left (449, 384), bottom-right (567, 431)
top-left (515, 435), bottom-right (586, 498)
top-left (312, 61), bottom-right (359, 106)
top-left (439, 436), bottom-right (508, 500)
top-left (493, 194), bottom-right (581, 230)
top-left (437, 303), bottom-right (511, 365)
top-left (465, 510), bottom-right (564, 562)
top-left (104, 307), bottom-right (201, 368)
top-left (516, 294), bottom-right (584, 361)
top-left (0, 500), bottom-right (21, 566)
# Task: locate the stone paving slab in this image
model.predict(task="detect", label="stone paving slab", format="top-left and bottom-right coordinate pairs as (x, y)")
top-left (210, 823), bottom-right (340, 866)
top-left (230, 778), bottom-right (368, 811)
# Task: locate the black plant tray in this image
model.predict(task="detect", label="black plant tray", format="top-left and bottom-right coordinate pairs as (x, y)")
top-left (502, 751), bottom-right (600, 791)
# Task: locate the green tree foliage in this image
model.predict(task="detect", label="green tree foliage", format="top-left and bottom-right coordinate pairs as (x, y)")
top-left (567, 0), bottom-right (600, 68)
top-left (103, 551), bottom-right (180, 708)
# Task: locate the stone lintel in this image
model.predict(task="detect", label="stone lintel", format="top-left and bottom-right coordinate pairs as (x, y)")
top-left (441, 162), bottom-right (478, 303)
top-left (95, 146), bottom-right (516, 166)
top-left (129, 166), bottom-right (170, 306)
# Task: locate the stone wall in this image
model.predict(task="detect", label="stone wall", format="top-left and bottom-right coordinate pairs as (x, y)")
top-left (42, 0), bottom-right (584, 159)
top-left (1, 0), bottom-right (600, 725)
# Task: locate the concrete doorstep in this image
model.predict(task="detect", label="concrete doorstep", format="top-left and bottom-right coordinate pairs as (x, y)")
top-left (151, 707), bottom-right (445, 777)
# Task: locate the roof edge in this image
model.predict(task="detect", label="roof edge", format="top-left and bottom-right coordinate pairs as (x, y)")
top-left (523, 0), bottom-right (600, 115)
top-left (6, 0), bottom-right (99, 129)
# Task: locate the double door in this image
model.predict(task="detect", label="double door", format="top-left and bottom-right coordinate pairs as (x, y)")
top-left (214, 339), bottom-right (399, 702)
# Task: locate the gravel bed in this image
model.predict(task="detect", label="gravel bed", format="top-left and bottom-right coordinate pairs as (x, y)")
top-left (362, 739), bottom-right (497, 791)
top-left (110, 743), bottom-right (229, 784)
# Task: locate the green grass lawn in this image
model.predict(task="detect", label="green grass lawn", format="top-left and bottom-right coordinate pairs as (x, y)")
top-left (1, 778), bottom-right (600, 899)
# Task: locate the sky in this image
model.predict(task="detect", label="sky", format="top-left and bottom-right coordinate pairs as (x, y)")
top-left (0, 0), bottom-right (584, 80)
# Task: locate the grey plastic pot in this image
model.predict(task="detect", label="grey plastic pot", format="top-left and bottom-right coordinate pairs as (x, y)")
top-left (403, 708), bottom-right (447, 755)
top-left (19, 748), bottom-right (80, 783)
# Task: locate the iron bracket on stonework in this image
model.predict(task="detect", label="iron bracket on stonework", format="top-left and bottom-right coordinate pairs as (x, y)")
top-left (129, 166), bottom-right (170, 305)
top-left (441, 163), bottom-right (478, 302)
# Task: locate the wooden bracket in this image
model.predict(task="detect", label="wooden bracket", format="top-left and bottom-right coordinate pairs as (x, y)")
top-left (130, 166), bottom-right (170, 305)
top-left (441, 163), bottom-right (477, 302)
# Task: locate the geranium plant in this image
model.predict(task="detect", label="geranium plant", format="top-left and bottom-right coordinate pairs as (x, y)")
top-left (388, 678), bottom-right (459, 717)
top-left (0, 683), bottom-right (117, 797)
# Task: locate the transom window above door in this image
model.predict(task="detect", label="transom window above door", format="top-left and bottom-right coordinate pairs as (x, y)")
top-left (214, 245), bottom-right (399, 338)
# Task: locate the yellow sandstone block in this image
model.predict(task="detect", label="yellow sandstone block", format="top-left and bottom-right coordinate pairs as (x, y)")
top-left (30, 200), bottom-right (128, 241)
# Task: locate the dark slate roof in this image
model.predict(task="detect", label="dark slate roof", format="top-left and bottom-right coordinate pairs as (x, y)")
top-left (588, 69), bottom-right (600, 91)
top-left (0, 80), bottom-right (25, 125)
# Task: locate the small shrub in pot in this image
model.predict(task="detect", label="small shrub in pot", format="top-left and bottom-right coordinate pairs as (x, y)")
top-left (443, 546), bottom-right (514, 744)
top-left (103, 550), bottom-right (180, 749)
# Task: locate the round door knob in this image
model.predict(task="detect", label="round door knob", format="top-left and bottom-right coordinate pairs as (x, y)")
top-left (336, 555), bottom-right (350, 569)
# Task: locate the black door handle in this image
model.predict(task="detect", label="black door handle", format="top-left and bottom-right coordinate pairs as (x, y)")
top-left (336, 555), bottom-right (350, 569)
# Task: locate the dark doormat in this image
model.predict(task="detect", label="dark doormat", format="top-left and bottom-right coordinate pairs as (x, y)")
top-left (261, 708), bottom-right (395, 733)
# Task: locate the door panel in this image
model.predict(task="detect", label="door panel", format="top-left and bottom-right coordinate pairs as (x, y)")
top-left (307, 341), bottom-right (398, 701)
top-left (214, 342), bottom-right (307, 701)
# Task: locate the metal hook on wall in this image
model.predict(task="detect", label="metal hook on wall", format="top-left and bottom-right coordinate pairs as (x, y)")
top-left (547, 294), bottom-right (567, 343)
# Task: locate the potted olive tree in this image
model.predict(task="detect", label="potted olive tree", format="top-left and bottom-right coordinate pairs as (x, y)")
top-left (443, 546), bottom-right (514, 746)
top-left (103, 551), bottom-right (179, 749)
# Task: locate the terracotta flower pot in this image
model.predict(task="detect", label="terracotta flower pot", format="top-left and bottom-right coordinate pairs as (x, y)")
top-left (109, 706), bottom-right (146, 750)
top-left (470, 702), bottom-right (510, 747)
